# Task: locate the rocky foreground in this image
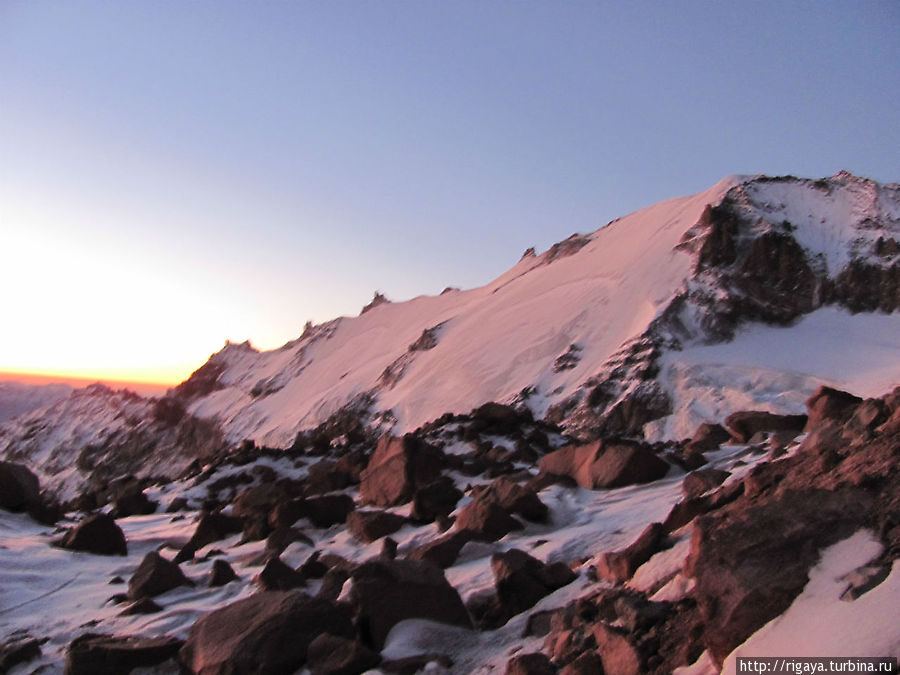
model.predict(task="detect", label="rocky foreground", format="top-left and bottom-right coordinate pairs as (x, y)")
top-left (1, 383), bottom-right (898, 674)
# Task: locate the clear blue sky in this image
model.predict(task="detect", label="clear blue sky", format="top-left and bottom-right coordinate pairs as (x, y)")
top-left (1, 1), bottom-right (897, 382)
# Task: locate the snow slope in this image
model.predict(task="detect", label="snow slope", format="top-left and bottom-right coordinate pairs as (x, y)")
top-left (0, 381), bottom-right (72, 424)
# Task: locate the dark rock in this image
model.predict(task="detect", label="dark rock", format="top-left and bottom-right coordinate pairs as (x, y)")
top-left (306, 633), bottom-right (381, 675)
top-left (406, 530), bottom-right (473, 568)
top-left (119, 598), bottom-right (163, 615)
top-left (209, 559), bottom-right (238, 587)
top-left (472, 477), bottom-right (548, 522)
top-left (166, 496), bottom-right (189, 513)
top-left (179, 591), bottom-right (354, 675)
top-left (257, 556), bottom-right (306, 591)
top-left (349, 558), bottom-right (471, 649)
top-left (682, 468), bottom-right (731, 500)
top-left (128, 551), bottom-right (194, 599)
top-left (456, 497), bottom-right (523, 541)
top-left (505, 652), bottom-right (556, 675)
top-left (559, 650), bottom-right (603, 675)
top-left (304, 459), bottom-right (352, 495)
top-left (0, 633), bottom-right (43, 673)
top-left (805, 385), bottom-right (863, 430)
top-left (523, 609), bottom-right (556, 638)
top-left (662, 496), bottom-right (713, 533)
top-left (410, 477), bottom-right (463, 522)
top-left (347, 510), bottom-right (407, 543)
top-left (111, 482), bottom-right (157, 518)
top-left (299, 551), bottom-right (329, 579)
top-left (686, 489), bottom-right (871, 663)
top-left (595, 522), bottom-right (666, 583)
top-left (359, 435), bottom-right (444, 507)
top-left (685, 423), bottom-right (731, 455)
top-left (492, 549), bottom-right (577, 620)
top-left (539, 439), bottom-right (669, 489)
top-left (0, 461), bottom-right (40, 512)
top-left (724, 411), bottom-right (807, 444)
top-left (592, 623), bottom-right (642, 675)
top-left (317, 568), bottom-right (350, 602)
top-left (381, 537), bottom-right (398, 560)
top-left (269, 498), bottom-right (308, 528)
top-left (175, 511), bottom-right (243, 563)
top-left (57, 513), bottom-right (127, 556)
top-left (65, 633), bottom-right (183, 675)
top-left (266, 526), bottom-right (315, 555)
top-left (232, 482), bottom-right (292, 520)
top-left (305, 494), bottom-right (356, 528)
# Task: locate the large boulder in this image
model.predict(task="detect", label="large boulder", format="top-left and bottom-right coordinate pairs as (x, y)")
top-left (359, 435), bottom-right (444, 506)
top-left (471, 477), bottom-right (548, 522)
top-left (349, 559), bottom-right (472, 648)
top-left (539, 439), bottom-right (669, 489)
top-left (595, 522), bottom-right (666, 584)
top-left (128, 551), bottom-right (194, 600)
top-left (804, 385), bottom-right (863, 430)
top-left (305, 634), bottom-right (380, 675)
top-left (110, 482), bottom-right (157, 518)
top-left (682, 468), bottom-right (731, 500)
top-left (0, 461), bottom-right (40, 512)
top-left (175, 511), bottom-right (243, 563)
top-left (492, 549), bottom-right (576, 618)
top-left (57, 513), bottom-right (127, 556)
top-left (179, 591), bottom-right (354, 675)
top-left (406, 530), bottom-right (473, 569)
top-left (66, 634), bottom-right (183, 675)
top-left (410, 477), bottom-right (463, 522)
top-left (346, 510), bottom-right (407, 543)
top-left (256, 557), bottom-right (306, 591)
top-left (684, 422), bottom-right (731, 455)
top-left (455, 497), bottom-right (523, 541)
top-left (724, 411), bottom-right (807, 444)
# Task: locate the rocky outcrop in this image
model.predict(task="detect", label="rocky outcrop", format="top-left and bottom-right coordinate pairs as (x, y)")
top-left (66, 634), bottom-right (183, 675)
top-left (595, 522), bottom-right (667, 584)
top-left (359, 435), bottom-right (444, 507)
top-left (0, 461), bottom-right (40, 512)
top-left (723, 411), bottom-right (807, 443)
top-left (492, 549), bottom-right (576, 619)
top-left (128, 551), bottom-right (194, 599)
top-left (346, 510), bottom-right (407, 543)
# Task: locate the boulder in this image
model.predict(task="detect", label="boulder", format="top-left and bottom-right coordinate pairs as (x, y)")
top-left (305, 633), bottom-right (380, 675)
top-left (57, 513), bottom-right (127, 556)
top-left (359, 435), bottom-right (444, 506)
top-left (346, 510), bottom-right (407, 543)
top-left (304, 459), bottom-right (352, 495)
top-left (175, 511), bottom-right (243, 563)
top-left (0, 634), bottom-right (42, 673)
top-left (595, 523), bottom-right (666, 584)
top-left (685, 422), bottom-right (731, 455)
top-left (805, 386), bottom-right (863, 430)
top-left (539, 439), bottom-right (669, 489)
top-left (349, 558), bottom-right (471, 648)
top-left (110, 482), bottom-right (157, 518)
top-left (472, 477), bottom-right (548, 522)
top-left (456, 497), bottom-right (523, 541)
top-left (559, 650), bottom-right (603, 675)
top-left (128, 551), bottom-right (194, 599)
top-left (505, 652), bottom-right (556, 675)
top-left (179, 591), bottom-right (354, 675)
top-left (305, 494), bottom-right (356, 528)
top-left (209, 559), bottom-right (239, 587)
top-left (724, 411), bottom-right (807, 444)
top-left (410, 477), bottom-right (463, 522)
top-left (682, 468), bottom-right (731, 500)
top-left (66, 634), bottom-right (183, 675)
top-left (406, 530), bottom-right (473, 568)
top-left (492, 549), bottom-right (577, 618)
top-left (256, 557), bottom-right (306, 591)
top-left (265, 526), bottom-right (315, 555)
top-left (0, 461), bottom-right (40, 512)
top-left (592, 623), bottom-right (642, 675)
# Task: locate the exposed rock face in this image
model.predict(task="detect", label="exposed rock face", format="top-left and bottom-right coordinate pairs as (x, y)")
top-left (128, 551), bottom-right (194, 599)
top-left (804, 385), bottom-right (863, 430)
top-left (348, 559), bottom-right (471, 648)
top-left (57, 513), bottom-right (127, 556)
top-left (179, 591), bottom-right (354, 675)
top-left (359, 435), bottom-right (444, 507)
top-left (66, 634), bottom-right (183, 675)
top-left (0, 461), bottom-right (40, 512)
top-left (539, 439), bottom-right (669, 489)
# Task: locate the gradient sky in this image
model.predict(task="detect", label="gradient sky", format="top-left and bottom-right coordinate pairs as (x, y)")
top-left (1, 1), bottom-right (898, 385)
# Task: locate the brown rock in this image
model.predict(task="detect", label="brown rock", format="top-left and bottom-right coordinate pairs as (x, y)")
top-left (682, 468), bottom-right (731, 500)
top-left (256, 557), bottom-right (306, 591)
top-left (359, 435), bottom-right (444, 506)
top-left (119, 598), bottom-right (163, 615)
top-left (306, 633), bottom-right (380, 675)
top-left (505, 652), bottom-right (556, 675)
top-left (595, 522), bottom-right (666, 583)
top-left (592, 623), bottom-right (642, 675)
top-left (66, 633), bottom-right (183, 675)
top-left (0, 461), bottom-right (40, 512)
top-left (110, 482), bottom-right (157, 518)
top-left (406, 530), bottom-right (473, 568)
top-left (473, 477), bottom-right (548, 522)
top-left (805, 386), bottom-right (863, 430)
top-left (410, 477), bottom-right (463, 522)
top-left (0, 634), bottom-right (42, 673)
top-left (57, 513), bottom-right (127, 556)
top-left (685, 422), bottom-right (731, 455)
top-left (456, 497), bottom-right (523, 541)
top-left (724, 411), bottom-right (807, 444)
top-left (179, 591), bottom-right (354, 675)
top-left (346, 510), bottom-right (407, 543)
top-left (305, 494), bottom-right (356, 528)
top-left (175, 511), bottom-right (243, 563)
top-left (349, 559), bottom-right (471, 648)
top-left (128, 551), bottom-right (194, 600)
top-left (559, 650), bottom-right (603, 675)
top-left (538, 439), bottom-right (669, 490)
top-left (492, 549), bottom-right (577, 619)
top-left (209, 559), bottom-right (238, 587)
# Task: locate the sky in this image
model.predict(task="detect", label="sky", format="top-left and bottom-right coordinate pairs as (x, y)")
top-left (1, 1), bottom-right (898, 386)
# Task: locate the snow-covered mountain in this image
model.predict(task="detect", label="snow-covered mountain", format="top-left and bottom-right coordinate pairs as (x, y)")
top-left (2, 171), bottom-right (898, 497)
top-left (0, 380), bottom-right (73, 423)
